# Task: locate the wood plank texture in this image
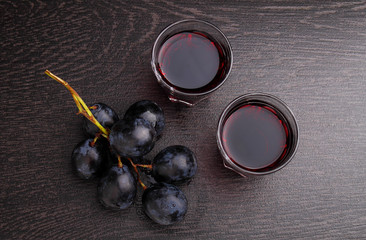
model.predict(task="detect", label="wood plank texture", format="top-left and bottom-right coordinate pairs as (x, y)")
top-left (1, 0), bottom-right (366, 239)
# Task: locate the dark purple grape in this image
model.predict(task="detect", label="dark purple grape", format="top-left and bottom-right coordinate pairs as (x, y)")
top-left (124, 100), bottom-right (165, 136)
top-left (142, 183), bottom-right (188, 225)
top-left (71, 138), bottom-right (109, 179)
top-left (109, 118), bottom-right (156, 157)
top-left (98, 165), bottom-right (137, 210)
top-left (83, 103), bottom-right (119, 136)
top-left (152, 145), bottom-right (197, 183)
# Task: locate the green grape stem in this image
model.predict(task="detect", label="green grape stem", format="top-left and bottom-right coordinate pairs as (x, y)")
top-left (45, 70), bottom-right (149, 190)
top-left (45, 70), bottom-right (109, 136)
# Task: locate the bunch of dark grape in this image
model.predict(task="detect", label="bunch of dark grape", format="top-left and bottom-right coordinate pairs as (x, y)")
top-left (45, 70), bottom-right (197, 225)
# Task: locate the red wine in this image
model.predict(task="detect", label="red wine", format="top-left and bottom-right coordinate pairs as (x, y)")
top-left (157, 31), bottom-right (229, 93)
top-left (222, 104), bottom-right (289, 171)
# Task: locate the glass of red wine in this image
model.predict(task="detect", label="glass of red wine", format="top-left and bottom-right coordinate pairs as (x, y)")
top-left (217, 93), bottom-right (299, 177)
top-left (151, 19), bottom-right (233, 106)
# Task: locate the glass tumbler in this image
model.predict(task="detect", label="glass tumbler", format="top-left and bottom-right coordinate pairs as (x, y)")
top-left (217, 93), bottom-right (299, 177)
top-left (151, 19), bottom-right (233, 106)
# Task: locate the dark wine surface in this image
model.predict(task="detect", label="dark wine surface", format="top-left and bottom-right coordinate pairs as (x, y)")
top-left (157, 31), bottom-right (226, 92)
top-left (222, 104), bottom-right (288, 170)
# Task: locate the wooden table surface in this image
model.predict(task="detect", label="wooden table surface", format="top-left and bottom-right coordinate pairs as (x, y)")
top-left (1, 1), bottom-right (366, 239)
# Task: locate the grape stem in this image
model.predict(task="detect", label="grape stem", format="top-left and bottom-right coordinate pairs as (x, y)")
top-left (45, 70), bottom-right (149, 190)
top-left (127, 158), bottom-right (147, 190)
top-left (44, 70), bottom-right (109, 137)
top-left (117, 155), bottom-right (123, 168)
top-left (135, 164), bottom-right (152, 169)
top-left (89, 132), bottom-right (102, 147)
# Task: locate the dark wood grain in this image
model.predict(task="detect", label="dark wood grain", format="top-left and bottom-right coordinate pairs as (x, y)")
top-left (1, 0), bottom-right (366, 239)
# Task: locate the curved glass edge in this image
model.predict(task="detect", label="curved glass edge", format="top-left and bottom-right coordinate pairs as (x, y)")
top-left (216, 93), bottom-right (299, 176)
top-left (151, 19), bottom-right (233, 102)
